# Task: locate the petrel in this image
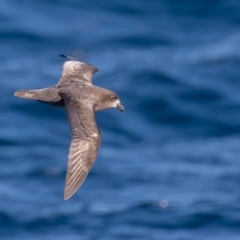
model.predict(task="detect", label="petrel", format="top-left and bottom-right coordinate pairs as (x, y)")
top-left (14, 55), bottom-right (124, 200)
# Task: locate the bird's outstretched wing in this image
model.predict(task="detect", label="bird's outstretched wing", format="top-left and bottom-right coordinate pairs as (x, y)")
top-left (59, 92), bottom-right (101, 200)
top-left (59, 55), bottom-right (98, 84)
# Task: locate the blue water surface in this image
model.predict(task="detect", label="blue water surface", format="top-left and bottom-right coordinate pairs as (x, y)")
top-left (1, 0), bottom-right (240, 239)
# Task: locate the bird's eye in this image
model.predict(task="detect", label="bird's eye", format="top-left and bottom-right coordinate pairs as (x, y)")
top-left (110, 95), bottom-right (117, 100)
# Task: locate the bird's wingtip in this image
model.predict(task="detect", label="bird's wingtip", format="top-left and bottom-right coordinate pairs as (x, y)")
top-left (60, 54), bottom-right (78, 61)
top-left (64, 196), bottom-right (69, 200)
top-left (64, 192), bottom-right (72, 200)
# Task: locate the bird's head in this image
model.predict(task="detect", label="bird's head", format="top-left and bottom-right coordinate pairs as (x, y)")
top-left (95, 90), bottom-right (124, 112)
top-left (108, 92), bottom-right (124, 112)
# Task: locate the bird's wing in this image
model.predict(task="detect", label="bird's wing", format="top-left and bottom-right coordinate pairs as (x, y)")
top-left (59, 55), bottom-right (98, 84)
top-left (59, 91), bottom-right (101, 200)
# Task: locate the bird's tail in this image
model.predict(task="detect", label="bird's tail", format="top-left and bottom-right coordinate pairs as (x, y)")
top-left (14, 89), bottom-right (43, 100)
top-left (14, 87), bottom-right (64, 108)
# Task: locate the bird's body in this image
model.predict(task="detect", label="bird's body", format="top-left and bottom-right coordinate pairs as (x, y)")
top-left (14, 55), bottom-right (124, 200)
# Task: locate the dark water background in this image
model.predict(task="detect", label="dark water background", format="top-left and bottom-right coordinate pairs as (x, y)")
top-left (1, 0), bottom-right (240, 239)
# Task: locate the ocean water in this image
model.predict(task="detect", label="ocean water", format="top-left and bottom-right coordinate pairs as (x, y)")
top-left (1, 0), bottom-right (240, 239)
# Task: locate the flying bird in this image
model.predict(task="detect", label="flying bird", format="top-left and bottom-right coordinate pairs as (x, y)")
top-left (14, 55), bottom-right (124, 200)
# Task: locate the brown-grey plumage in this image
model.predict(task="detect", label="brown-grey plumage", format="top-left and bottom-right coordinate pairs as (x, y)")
top-left (14, 55), bottom-right (124, 200)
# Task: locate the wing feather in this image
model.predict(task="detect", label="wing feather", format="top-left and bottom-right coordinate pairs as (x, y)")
top-left (59, 58), bottom-right (98, 84)
top-left (60, 95), bottom-right (101, 200)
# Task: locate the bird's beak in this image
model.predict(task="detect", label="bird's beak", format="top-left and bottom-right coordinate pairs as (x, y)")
top-left (117, 103), bottom-right (124, 112)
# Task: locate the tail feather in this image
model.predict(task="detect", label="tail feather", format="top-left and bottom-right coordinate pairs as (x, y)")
top-left (14, 87), bottom-right (64, 108)
top-left (14, 90), bottom-right (41, 100)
